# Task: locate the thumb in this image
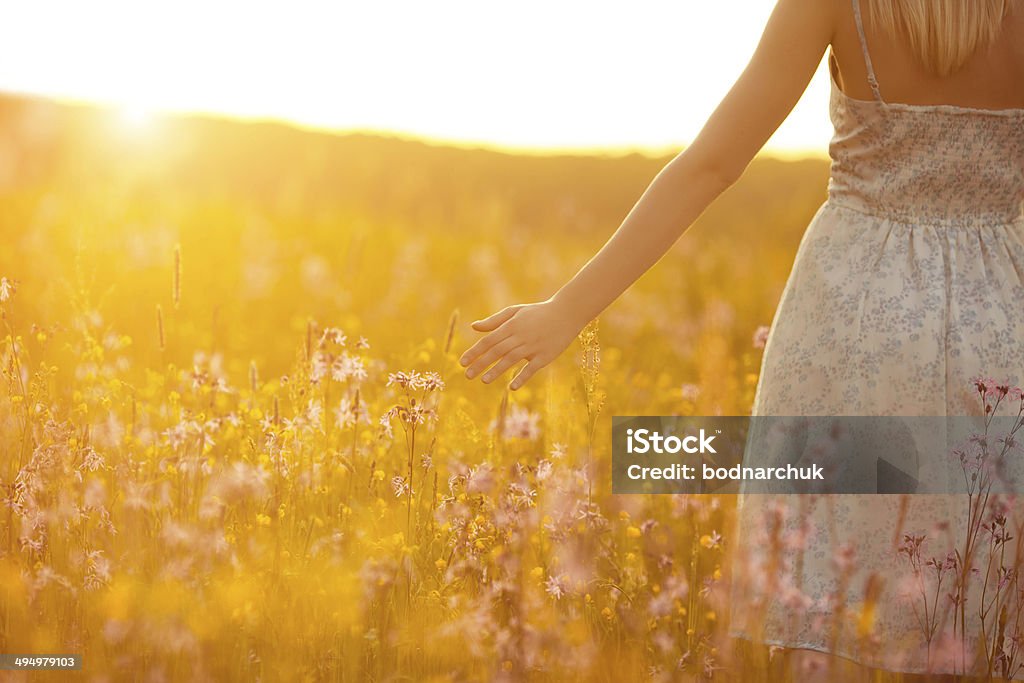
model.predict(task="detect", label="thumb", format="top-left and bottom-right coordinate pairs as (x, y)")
top-left (472, 305), bottom-right (519, 331)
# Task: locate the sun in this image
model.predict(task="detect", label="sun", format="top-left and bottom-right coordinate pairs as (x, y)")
top-left (115, 104), bottom-right (156, 132)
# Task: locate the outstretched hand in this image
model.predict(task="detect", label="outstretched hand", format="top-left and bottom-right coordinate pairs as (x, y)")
top-left (460, 299), bottom-right (586, 390)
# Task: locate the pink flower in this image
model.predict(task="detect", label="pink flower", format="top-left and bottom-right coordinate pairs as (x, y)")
top-left (680, 383), bottom-right (701, 402)
top-left (544, 573), bottom-right (567, 600)
top-left (752, 325), bottom-right (770, 349)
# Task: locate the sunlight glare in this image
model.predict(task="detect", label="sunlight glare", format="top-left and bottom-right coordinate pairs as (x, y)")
top-left (0, 1), bottom-right (832, 155)
top-left (116, 104), bottom-right (155, 131)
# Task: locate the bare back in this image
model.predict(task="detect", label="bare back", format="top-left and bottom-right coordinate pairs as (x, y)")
top-left (830, 0), bottom-right (1024, 109)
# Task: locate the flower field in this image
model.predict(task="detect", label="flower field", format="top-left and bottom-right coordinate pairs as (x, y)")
top-left (0, 94), bottom-right (908, 681)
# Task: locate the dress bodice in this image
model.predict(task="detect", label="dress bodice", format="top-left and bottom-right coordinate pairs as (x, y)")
top-left (825, 24), bottom-right (1024, 230)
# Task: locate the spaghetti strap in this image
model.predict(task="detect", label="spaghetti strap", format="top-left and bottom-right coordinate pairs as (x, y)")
top-left (851, 0), bottom-right (884, 102)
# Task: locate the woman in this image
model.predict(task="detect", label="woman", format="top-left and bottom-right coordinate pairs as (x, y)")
top-left (461, 0), bottom-right (1024, 678)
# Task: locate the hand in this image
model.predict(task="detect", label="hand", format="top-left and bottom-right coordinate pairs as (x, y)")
top-left (460, 299), bottom-right (587, 390)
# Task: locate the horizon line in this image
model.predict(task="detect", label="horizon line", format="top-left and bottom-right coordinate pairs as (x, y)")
top-left (0, 86), bottom-right (831, 162)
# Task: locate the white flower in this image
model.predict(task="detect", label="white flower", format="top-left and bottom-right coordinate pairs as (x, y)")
top-left (535, 459), bottom-right (553, 481)
top-left (0, 277), bottom-right (14, 302)
top-left (680, 383), bottom-right (701, 402)
top-left (489, 405), bottom-right (541, 441)
top-left (332, 353), bottom-right (367, 383)
top-left (544, 573), bottom-right (567, 600)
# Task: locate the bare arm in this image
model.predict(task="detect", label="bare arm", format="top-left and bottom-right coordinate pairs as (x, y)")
top-left (461, 0), bottom-right (835, 390)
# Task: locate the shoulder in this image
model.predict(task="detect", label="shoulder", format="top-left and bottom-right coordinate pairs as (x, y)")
top-left (765, 0), bottom-right (840, 44)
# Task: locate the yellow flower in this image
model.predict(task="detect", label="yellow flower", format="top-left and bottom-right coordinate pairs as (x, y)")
top-left (530, 566), bottom-right (544, 580)
top-left (700, 534), bottom-right (719, 549)
top-left (626, 526), bottom-right (642, 538)
top-left (256, 513), bottom-right (271, 526)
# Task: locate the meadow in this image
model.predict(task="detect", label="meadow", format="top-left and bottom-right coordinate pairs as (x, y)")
top-left (0, 93), bottom-right (855, 681)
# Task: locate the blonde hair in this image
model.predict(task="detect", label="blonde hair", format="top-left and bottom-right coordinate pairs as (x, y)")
top-left (866, 0), bottom-right (1013, 76)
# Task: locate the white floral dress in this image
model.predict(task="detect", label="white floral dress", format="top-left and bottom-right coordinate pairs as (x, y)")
top-left (728, 0), bottom-right (1024, 676)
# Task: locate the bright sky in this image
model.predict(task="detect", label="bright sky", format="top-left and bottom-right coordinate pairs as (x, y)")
top-left (0, 0), bottom-right (833, 156)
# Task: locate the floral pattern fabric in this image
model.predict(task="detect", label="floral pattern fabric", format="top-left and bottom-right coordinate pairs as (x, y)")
top-left (728, 42), bottom-right (1024, 676)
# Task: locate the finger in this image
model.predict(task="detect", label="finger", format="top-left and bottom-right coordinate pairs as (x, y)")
top-left (471, 306), bottom-right (519, 332)
top-left (460, 325), bottom-right (515, 367)
top-left (465, 337), bottom-right (524, 379)
top-left (510, 360), bottom-right (543, 390)
top-left (480, 349), bottom-right (529, 384)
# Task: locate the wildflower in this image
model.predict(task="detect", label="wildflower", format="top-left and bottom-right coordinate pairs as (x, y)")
top-left (972, 376), bottom-right (994, 394)
top-left (84, 550), bottom-right (111, 590)
top-left (318, 327), bottom-right (347, 347)
top-left (387, 370), bottom-right (445, 392)
top-left (336, 395), bottom-right (369, 428)
top-left (703, 654), bottom-right (721, 677)
top-left (535, 459), bottom-right (553, 481)
top-left (752, 324), bottom-right (770, 349)
top-left (0, 277), bottom-right (16, 302)
top-left (420, 371), bottom-right (445, 392)
top-left (331, 353), bottom-right (367, 382)
top-left (544, 573), bottom-right (567, 600)
top-left (506, 482), bottom-right (536, 510)
top-left (387, 371), bottom-right (420, 389)
top-left (391, 476), bottom-right (411, 498)
top-left (700, 530), bottom-right (722, 549)
top-left (680, 383), bottom-right (701, 402)
top-left (489, 404), bottom-right (541, 440)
